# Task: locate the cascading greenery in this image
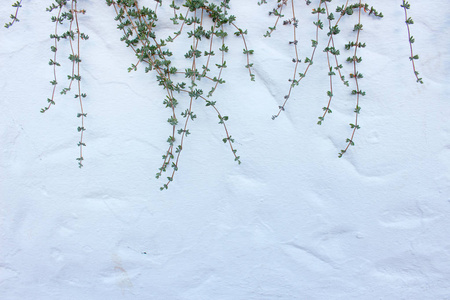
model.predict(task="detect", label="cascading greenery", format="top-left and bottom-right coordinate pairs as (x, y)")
top-left (4, 0), bottom-right (254, 189)
top-left (106, 0), bottom-right (254, 189)
top-left (42, 0), bottom-right (89, 167)
top-left (3, 0), bottom-right (423, 188)
top-left (400, 0), bottom-right (422, 84)
top-left (6, 0), bottom-right (89, 166)
top-left (4, 0), bottom-right (22, 28)
top-left (260, 0), bottom-right (422, 157)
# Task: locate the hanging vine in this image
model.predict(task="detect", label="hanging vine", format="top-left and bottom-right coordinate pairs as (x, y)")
top-left (401, 0), bottom-right (423, 84)
top-left (3, 0), bottom-right (424, 188)
top-left (260, 0), bottom-right (423, 157)
top-left (39, 0), bottom-right (89, 167)
top-left (106, 0), bottom-right (254, 189)
top-left (4, 0), bottom-right (22, 28)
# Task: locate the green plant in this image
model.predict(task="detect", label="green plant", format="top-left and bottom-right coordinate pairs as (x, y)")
top-left (105, 0), bottom-right (254, 189)
top-left (261, 0), bottom-right (421, 157)
top-left (3, 0), bottom-right (423, 188)
top-left (401, 0), bottom-right (422, 84)
top-left (4, 0), bottom-right (22, 28)
top-left (4, 0), bottom-right (253, 189)
top-left (6, 1), bottom-right (89, 167)
top-left (39, 0), bottom-right (89, 167)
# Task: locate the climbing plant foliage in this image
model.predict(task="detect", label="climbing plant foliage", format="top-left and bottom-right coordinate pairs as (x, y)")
top-left (3, 0), bottom-right (423, 189)
top-left (106, 0), bottom-right (254, 189)
top-left (260, 0), bottom-right (422, 157)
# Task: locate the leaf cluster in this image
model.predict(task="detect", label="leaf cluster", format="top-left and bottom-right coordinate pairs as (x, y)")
top-left (107, 0), bottom-right (253, 189)
top-left (4, 0), bottom-right (22, 28)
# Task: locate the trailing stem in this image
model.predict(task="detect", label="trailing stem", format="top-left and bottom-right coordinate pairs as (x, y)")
top-left (4, 0), bottom-right (22, 28)
top-left (107, 0), bottom-right (253, 189)
top-left (42, 0), bottom-right (89, 167)
top-left (339, 1), bottom-right (363, 157)
top-left (261, 0), bottom-right (287, 37)
top-left (337, 2), bottom-right (382, 157)
top-left (70, 1), bottom-right (88, 167)
top-left (43, 1), bottom-right (66, 113)
top-left (262, 0), bottom-right (382, 156)
top-left (271, 0), bottom-right (323, 120)
top-left (318, 0), bottom-right (350, 125)
top-left (401, 0), bottom-right (423, 84)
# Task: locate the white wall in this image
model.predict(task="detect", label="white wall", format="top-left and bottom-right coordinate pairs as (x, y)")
top-left (1, 1), bottom-right (450, 299)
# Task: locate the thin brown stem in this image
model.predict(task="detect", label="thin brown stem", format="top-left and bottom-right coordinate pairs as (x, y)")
top-left (273, 0), bottom-right (322, 119)
top-left (44, 4), bottom-right (66, 112)
top-left (402, 1), bottom-right (423, 84)
top-left (342, 1), bottom-right (362, 155)
top-left (4, 0), bottom-right (22, 28)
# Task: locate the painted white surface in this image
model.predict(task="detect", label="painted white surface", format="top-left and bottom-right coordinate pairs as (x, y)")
top-left (1, 1), bottom-right (450, 299)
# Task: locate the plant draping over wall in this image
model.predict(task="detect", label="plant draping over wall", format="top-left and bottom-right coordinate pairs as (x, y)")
top-left (3, 0), bottom-right (422, 189)
top-left (260, 0), bottom-right (422, 157)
